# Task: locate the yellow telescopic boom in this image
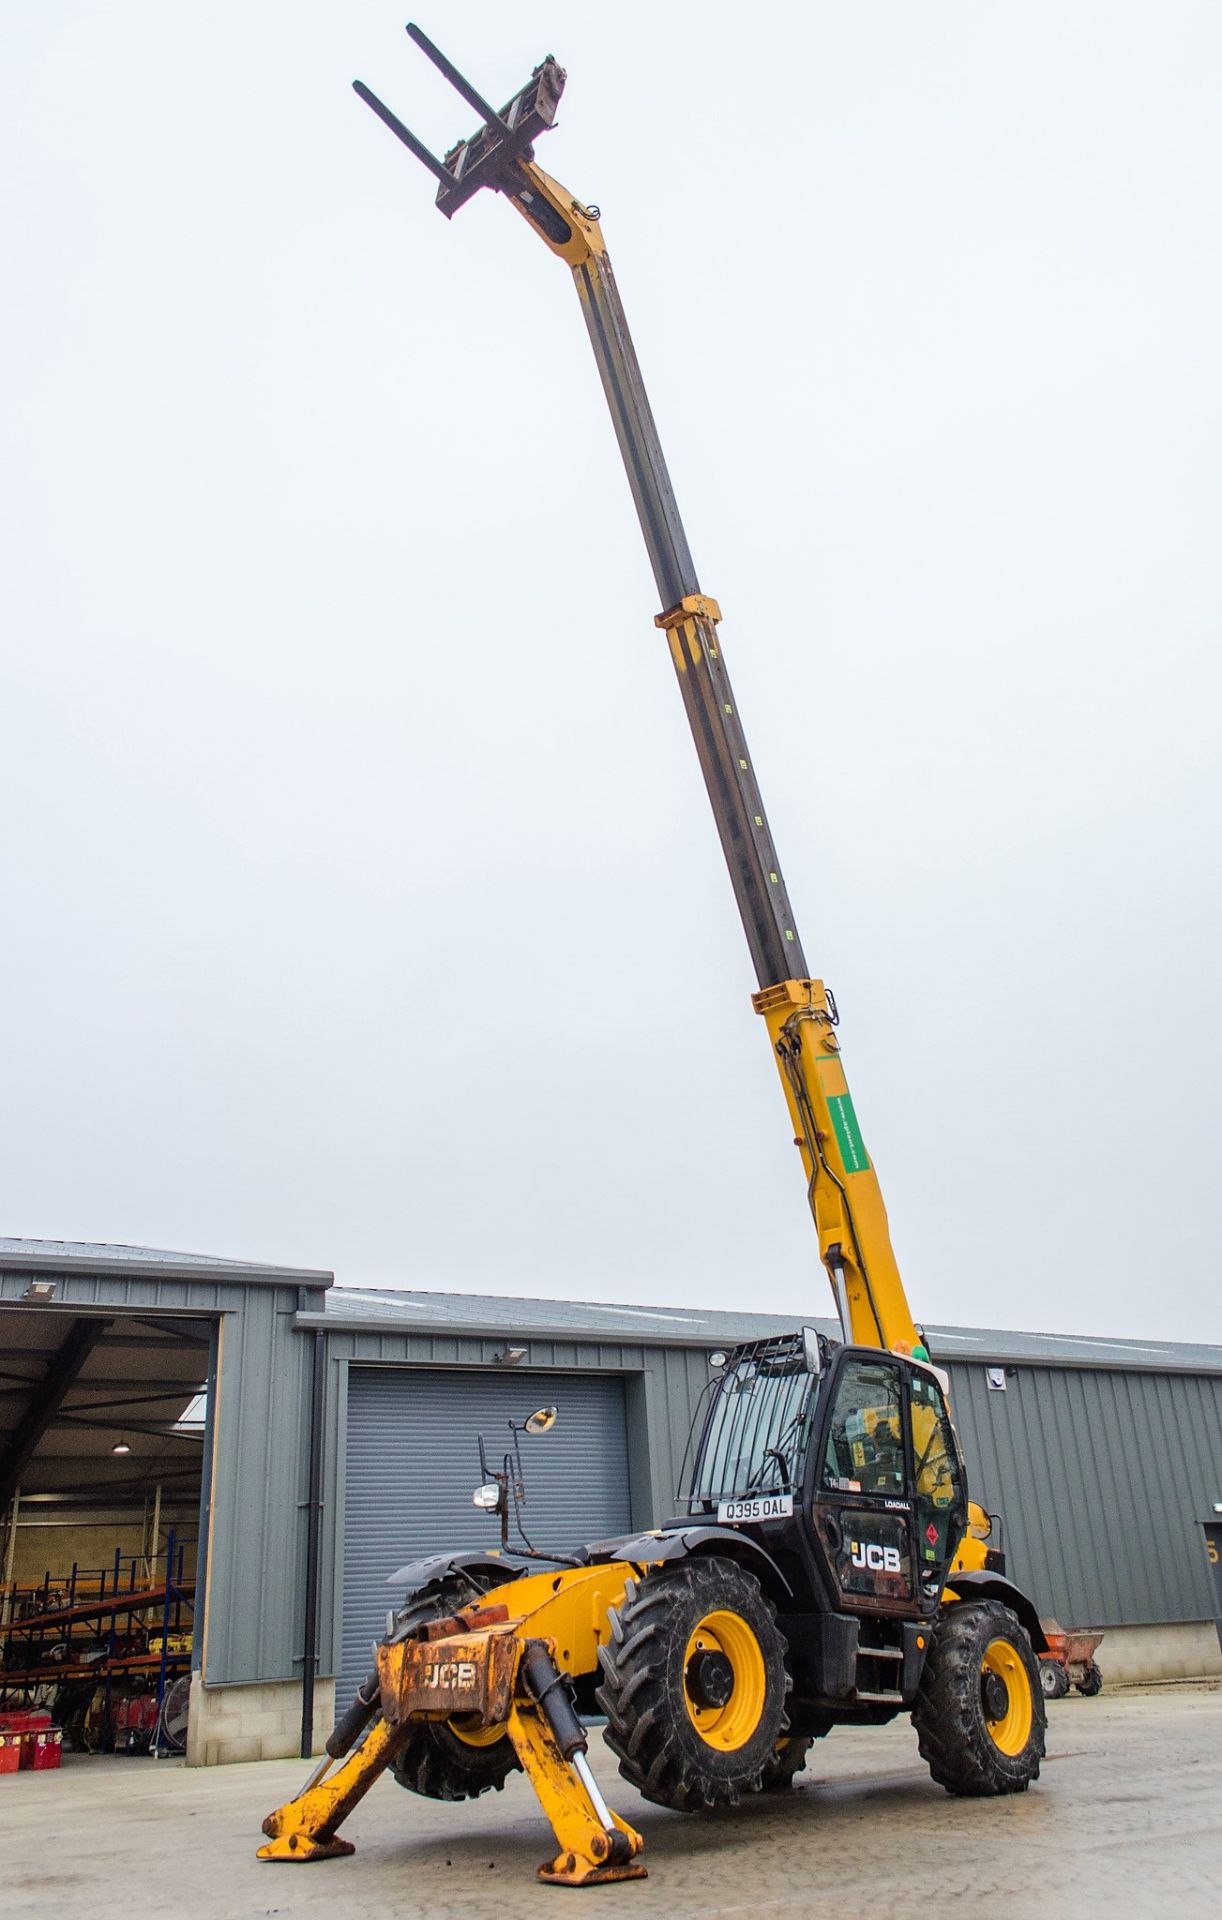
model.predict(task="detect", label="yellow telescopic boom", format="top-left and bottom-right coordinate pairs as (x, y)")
top-left (355, 27), bottom-right (917, 1356)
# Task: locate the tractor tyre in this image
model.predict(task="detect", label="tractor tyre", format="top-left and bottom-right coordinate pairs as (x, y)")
top-left (1077, 1661), bottom-right (1104, 1698)
top-left (387, 1578), bottom-right (521, 1802)
top-left (1039, 1659), bottom-right (1070, 1700)
top-left (759, 1701), bottom-right (834, 1791)
top-left (596, 1556), bottom-right (790, 1812)
top-left (759, 1735), bottom-right (813, 1792)
top-left (913, 1599), bottom-right (1045, 1797)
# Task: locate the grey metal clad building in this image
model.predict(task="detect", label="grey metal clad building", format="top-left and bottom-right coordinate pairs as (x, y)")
top-left (314, 1290), bottom-right (1222, 1703)
top-left (3, 1241), bottom-right (1220, 1766)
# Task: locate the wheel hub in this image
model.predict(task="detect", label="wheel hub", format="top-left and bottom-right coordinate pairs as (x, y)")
top-left (685, 1649), bottom-right (735, 1710)
top-left (981, 1670), bottom-right (1009, 1722)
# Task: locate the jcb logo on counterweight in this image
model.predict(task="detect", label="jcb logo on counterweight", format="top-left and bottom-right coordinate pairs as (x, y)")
top-left (849, 1541), bottom-right (902, 1574)
top-left (423, 1659), bottom-right (477, 1689)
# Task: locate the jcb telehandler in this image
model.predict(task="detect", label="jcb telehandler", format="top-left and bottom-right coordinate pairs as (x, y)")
top-left (260, 26), bottom-right (1048, 1887)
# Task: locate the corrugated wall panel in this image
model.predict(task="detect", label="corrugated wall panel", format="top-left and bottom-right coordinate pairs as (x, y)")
top-left (947, 1361), bottom-right (1222, 1627)
top-left (204, 1284), bottom-right (315, 1685)
top-left (339, 1366), bottom-right (632, 1702)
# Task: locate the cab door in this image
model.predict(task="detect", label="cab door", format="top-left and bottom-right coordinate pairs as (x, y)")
top-left (907, 1366), bottom-right (968, 1608)
top-left (810, 1352), bottom-right (918, 1614)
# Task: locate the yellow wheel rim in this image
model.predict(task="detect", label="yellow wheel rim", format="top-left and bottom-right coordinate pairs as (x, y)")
top-left (683, 1608), bottom-right (767, 1751)
top-left (981, 1637), bottom-right (1034, 1755)
top-left (447, 1713), bottom-right (508, 1750)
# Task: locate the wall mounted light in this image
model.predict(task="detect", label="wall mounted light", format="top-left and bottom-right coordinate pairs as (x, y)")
top-left (22, 1279), bottom-right (57, 1302)
top-left (494, 1345), bottom-right (527, 1366)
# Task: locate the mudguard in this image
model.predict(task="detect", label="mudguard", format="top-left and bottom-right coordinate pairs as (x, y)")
top-left (385, 1549), bottom-right (524, 1593)
top-left (597, 1525), bottom-right (793, 1599)
top-left (944, 1570), bottom-right (1048, 1652)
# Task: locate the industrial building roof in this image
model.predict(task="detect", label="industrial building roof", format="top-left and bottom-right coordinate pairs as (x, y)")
top-left (320, 1284), bottom-right (1222, 1376)
top-left (0, 1237), bottom-right (333, 1287)
top-left (4, 1241), bottom-right (1215, 1375)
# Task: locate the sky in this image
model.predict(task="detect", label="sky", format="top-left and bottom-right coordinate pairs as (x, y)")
top-left (2, 4), bottom-right (1220, 1343)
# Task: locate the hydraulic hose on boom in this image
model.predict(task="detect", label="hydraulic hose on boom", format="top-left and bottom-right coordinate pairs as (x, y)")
top-left (355, 27), bottom-right (918, 1358)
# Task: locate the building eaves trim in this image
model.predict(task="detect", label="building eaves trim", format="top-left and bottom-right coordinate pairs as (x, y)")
top-left (0, 1241), bottom-right (333, 1289)
top-left (306, 1302), bottom-right (1222, 1374)
top-left (295, 1309), bottom-right (704, 1350)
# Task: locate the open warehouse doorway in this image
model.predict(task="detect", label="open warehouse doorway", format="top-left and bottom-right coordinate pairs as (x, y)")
top-left (0, 1284), bottom-right (214, 1760)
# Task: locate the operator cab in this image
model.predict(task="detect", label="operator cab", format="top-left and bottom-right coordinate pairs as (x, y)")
top-left (681, 1331), bottom-right (968, 1619)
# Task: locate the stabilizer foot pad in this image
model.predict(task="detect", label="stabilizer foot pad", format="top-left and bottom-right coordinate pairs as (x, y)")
top-left (537, 1858), bottom-right (648, 1887)
top-left (257, 1834), bottom-right (356, 1862)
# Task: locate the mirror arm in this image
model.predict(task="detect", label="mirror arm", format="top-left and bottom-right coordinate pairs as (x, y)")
top-left (498, 1476), bottom-right (511, 1551)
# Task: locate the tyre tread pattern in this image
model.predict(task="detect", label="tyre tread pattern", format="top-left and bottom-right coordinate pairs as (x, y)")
top-left (596, 1558), bottom-right (790, 1812)
top-left (912, 1599), bottom-right (1046, 1797)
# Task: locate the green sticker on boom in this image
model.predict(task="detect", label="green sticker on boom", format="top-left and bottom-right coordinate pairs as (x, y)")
top-left (828, 1092), bottom-right (869, 1173)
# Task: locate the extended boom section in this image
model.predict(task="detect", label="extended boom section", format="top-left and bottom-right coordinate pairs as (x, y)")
top-left (353, 27), bottom-right (914, 1353)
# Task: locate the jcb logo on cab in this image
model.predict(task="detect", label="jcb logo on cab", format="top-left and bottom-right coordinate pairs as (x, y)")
top-left (850, 1541), bottom-right (902, 1573)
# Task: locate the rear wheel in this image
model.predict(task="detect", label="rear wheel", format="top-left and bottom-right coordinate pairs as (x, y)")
top-left (596, 1557), bottom-right (790, 1811)
top-left (759, 1735), bottom-right (813, 1791)
top-left (387, 1579), bottom-right (521, 1802)
top-left (913, 1600), bottom-right (1046, 1796)
top-left (1076, 1661), bottom-right (1103, 1697)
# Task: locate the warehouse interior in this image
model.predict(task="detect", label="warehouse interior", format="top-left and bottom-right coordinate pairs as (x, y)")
top-left (0, 1284), bottom-right (211, 1758)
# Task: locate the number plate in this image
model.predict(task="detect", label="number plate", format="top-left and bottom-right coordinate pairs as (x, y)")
top-left (716, 1493), bottom-right (794, 1524)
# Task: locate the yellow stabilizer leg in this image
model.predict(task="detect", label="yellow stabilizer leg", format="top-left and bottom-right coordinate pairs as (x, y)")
top-left (506, 1703), bottom-right (646, 1887)
top-left (258, 1715), bottom-right (410, 1861)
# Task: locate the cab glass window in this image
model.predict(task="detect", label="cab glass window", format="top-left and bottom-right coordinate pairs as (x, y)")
top-left (822, 1360), bottom-right (905, 1497)
top-left (909, 1372), bottom-right (963, 1573)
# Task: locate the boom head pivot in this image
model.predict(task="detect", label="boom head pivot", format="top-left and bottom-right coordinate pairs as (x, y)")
top-left (354, 23), bottom-right (565, 221)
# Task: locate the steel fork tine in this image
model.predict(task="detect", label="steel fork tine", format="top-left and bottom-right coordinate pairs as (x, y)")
top-left (351, 81), bottom-right (453, 187)
top-left (405, 22), bottom-right (509, 134)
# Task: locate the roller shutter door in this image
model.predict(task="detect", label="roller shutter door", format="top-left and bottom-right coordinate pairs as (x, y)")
top-left (340, 1366), bottom-right (632, 1701)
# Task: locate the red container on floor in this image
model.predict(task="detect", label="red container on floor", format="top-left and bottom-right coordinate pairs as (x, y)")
top-left (0, 1732), bottom-right (21, 1774)
top-left (0, 1710), bottom-right (51, 1733)
top-left (20, 1727), bottom-right (62, 1771)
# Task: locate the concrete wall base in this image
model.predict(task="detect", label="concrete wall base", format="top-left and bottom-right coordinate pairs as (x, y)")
top-left (186, 1674), bottom-right (336, 1766)
top-left (1087, 1620), bottom-right (1222, 1685)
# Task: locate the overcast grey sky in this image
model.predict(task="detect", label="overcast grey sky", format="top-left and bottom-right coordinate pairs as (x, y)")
top-left (3, 4), bottom-right (1220, 1343)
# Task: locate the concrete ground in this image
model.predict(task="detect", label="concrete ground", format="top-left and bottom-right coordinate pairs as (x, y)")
top-left (4, 1686), bottom-right (1220, 1920)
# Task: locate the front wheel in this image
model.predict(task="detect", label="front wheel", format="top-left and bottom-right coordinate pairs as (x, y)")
top-left (596, 1556), bottom-right (790, 1811)
top-left (1076, 1661), bottom-right (1103, 1697)
top-left (913, 1600), bottom-right (1046, 1796)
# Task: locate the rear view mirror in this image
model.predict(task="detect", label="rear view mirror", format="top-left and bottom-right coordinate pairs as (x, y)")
top-left (524, 1405), bottom-right (558, 1436)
